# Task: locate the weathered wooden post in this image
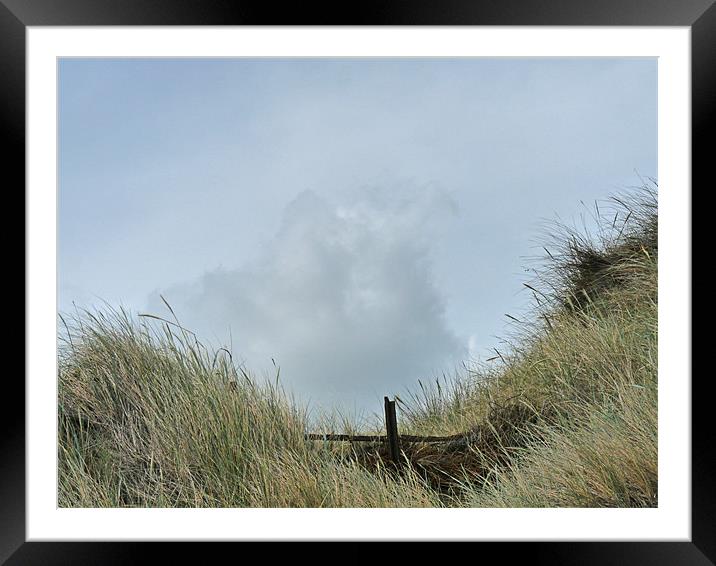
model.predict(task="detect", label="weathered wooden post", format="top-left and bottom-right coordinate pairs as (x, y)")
top-left (384, 396), bottom-right (401, 467)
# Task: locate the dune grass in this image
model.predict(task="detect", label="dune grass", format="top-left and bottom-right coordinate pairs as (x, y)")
top-left (58, 183), bottom-right (657, 508)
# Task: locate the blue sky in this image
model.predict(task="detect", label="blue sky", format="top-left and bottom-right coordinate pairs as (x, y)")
top-left (58, 58), bottom-right (656, 415)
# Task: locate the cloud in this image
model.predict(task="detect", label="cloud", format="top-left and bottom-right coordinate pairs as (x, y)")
top-left (147, 184), bottom-right (465, 413)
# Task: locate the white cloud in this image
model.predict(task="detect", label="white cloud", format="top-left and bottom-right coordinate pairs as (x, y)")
top-left (147, 184), bottom-right (465, 413)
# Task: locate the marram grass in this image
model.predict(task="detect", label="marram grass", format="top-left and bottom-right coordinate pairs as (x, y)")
top-left (58, 184), bottom-right (657, 507)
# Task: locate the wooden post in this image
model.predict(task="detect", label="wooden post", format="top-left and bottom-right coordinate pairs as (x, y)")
top-left (384, 396), bottom-right (401, 467)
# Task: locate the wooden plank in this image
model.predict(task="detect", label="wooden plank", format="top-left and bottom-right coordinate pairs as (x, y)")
top-left (305, 434), bottom-right (387, 442)
top-left (384, 396), bottom-right (401, 466)
top-left (304, 433), bottom-right (465, 443)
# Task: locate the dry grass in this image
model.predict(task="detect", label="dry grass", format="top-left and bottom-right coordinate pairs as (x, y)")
top-left (467, 382), bottom-right (657, 507)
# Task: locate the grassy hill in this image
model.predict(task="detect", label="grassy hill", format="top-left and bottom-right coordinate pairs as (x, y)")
top-left (58, 184), bottom-right (657, 507)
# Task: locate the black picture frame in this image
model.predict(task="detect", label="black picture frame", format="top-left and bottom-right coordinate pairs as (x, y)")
top-left (8, 0), bottom-right (708, 562)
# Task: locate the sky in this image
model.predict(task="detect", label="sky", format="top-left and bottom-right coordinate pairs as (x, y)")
top-left (58, 58), bottom-right (657, 415)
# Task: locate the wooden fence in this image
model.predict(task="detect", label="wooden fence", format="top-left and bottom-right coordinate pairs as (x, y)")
top-left (304, 396), bottom-right (464, 467)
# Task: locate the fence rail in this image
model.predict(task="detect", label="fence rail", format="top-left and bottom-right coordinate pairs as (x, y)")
top-left (304, 396), bottom-right (465, 467)
top-left (304, 433), bottom-right (464, 443)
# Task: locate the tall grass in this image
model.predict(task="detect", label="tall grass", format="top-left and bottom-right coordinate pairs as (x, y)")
top-left (58, 183), bottom-right (657, 507)
top-left (58, 307), bottom-right (441, 507)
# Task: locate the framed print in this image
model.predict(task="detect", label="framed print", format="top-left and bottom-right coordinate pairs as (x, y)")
top-left (8, 0), bottom-right (709, 562)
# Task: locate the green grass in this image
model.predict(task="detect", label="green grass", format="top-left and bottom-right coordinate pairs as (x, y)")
top-left (58, 183), bottom-right (657, 508)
